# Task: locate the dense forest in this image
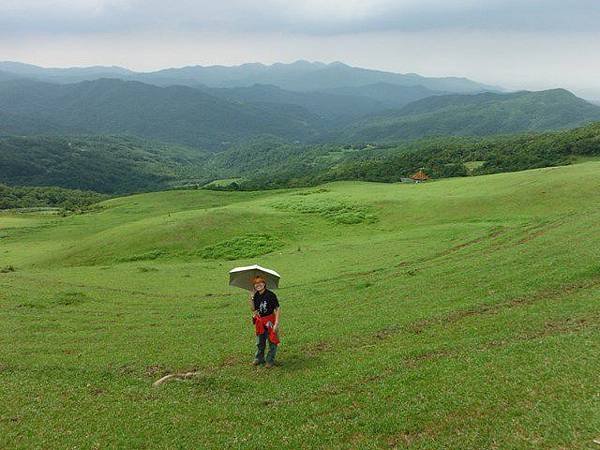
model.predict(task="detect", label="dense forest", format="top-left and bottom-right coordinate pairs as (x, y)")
top-left (2, 122), bottom-right (599, 204)
top-left (336, 89), bottom-right (600, 142)
top-left (0, 135), bottom-right (208, 193)
top-left (0, 78), bottom-right (323, 150)
top-left (207, 121), bottom-right (600, 189)
top-left (1, 76), bottom-right (599, 150)
top-left (0, 184), bottom-right (107, 210)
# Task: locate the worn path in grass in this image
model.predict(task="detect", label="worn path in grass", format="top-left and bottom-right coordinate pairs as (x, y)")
top-left (1, 162), bottom-right (599, 448)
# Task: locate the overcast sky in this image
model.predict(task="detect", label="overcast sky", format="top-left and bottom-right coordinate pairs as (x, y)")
top-left (1, 0), bottom-right (599, 98)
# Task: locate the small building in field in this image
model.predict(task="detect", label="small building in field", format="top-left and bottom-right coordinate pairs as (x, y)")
top-left (410, 170), bottom-right (430, 183)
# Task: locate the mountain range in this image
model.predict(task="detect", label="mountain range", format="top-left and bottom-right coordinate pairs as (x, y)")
top-left (0, 78), bottom-right (323, 149)
top-left (0, 60), bottom-right (497, 93)
top-left (1, 59), bottom-right (599, 196)
top-left (1, 74), bottom-right (599, 150)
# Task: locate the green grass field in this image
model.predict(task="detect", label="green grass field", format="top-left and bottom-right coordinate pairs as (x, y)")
top-left (1, 162), bottom-right (599, 449)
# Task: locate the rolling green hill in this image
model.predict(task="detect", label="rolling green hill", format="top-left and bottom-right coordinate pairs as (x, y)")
top-left (1, 162), bottom-right (599, 448)
top-left (340, 89), bottom-right (600, 142)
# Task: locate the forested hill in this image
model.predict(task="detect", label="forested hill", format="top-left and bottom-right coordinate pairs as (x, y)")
top-left (2, 76), bottom-right (600, 151)
top-left (200, 84), bottom-right (385, 122)
top-left (201, 121), bottom-right (600, 189)
top-left (338, 89), bottom-right (600, 142)
top-left (0, 78), bottom-right (324, 150)
top-left (2, 122), bottom-right (600, 197)
top-left (0, 135), bottom-right (208, 193)
top-left (203, 83), bottom-right (447, 121)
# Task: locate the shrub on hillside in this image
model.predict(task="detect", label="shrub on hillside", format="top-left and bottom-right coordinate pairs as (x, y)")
top-left (270, 198), bottom-right (377, 224)
top-left (199, 234), bottom-right (284, 260)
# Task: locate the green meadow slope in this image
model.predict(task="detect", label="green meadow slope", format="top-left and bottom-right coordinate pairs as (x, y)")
top-left (1, 162), bottom-right (599, 448)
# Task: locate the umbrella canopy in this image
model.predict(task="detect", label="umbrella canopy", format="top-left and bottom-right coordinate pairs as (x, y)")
top-left (229, 264), bottom-right (281, 291)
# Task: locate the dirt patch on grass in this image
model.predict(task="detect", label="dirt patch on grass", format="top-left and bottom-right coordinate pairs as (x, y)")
top-left (146, 365), bottom-right (168, 377)
top-left (374, 324), bottom-right (402, 340)
top-left (387, 430), bottom-right (429, 448)
top-left (89, 387), bottom-right (106, 396)
top-left (0, 265), bottom-right (16, 273)
top-left (53, 291), bottom-right (89, 306)
top-left (407, 276), bottom-right (600, 335)
top-left (404, 315), bottom-right (599, 371)
top-left (517, 219), bottom-right (564, 244)
top-left (16, 301), bottom-right (47, 309)
top-left (426, 227), bottom-right (508, 259)
top-left (218, 354), bottom-right (245, 368)
top-left (117, 250), bottom-right (166, 263)
top-left (519, 316), bottom-right (595, 340)
top-left (393, 227), bottom-right (510, 271)
top-left (305, 341), bottom-right (332, 356)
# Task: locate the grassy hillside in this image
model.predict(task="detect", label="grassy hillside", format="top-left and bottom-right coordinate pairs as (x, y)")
top-left (340, 89), bottom-right (600, 142)
top-left (1, 162), bottom-right (599, 448)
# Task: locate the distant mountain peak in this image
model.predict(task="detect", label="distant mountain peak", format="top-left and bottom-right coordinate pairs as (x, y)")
top-left (0, 59), bottom-right (499, 94)
top-left (288, 59), bottom-right (322, 66)
top-left (328, 61), bottom-right (349, 67)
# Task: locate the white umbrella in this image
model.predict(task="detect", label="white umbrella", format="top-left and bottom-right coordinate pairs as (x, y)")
top-left (229, 264), bottom-right (281, 291)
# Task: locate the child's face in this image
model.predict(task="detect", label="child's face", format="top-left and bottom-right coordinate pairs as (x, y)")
top-left (254, 281), bottom-right (266, 291)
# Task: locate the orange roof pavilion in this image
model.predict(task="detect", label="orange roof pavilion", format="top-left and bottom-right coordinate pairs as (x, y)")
top-left (410, 170), bottom-right (430, 182)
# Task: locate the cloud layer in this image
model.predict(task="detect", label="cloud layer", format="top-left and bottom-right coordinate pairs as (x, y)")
top-left (0, 1), bottom-right (599, 98)
top-left (2, 0), bottom-right (599, 35)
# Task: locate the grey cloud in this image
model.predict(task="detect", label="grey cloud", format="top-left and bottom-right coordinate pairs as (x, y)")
top-left (1, 0), bottom-right (599, 36)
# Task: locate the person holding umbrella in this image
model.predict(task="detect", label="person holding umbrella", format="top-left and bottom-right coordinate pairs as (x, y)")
top-left (248, 275), bottom-right (280, 368)
top-left (229, 265), bottom-right (282, 368)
